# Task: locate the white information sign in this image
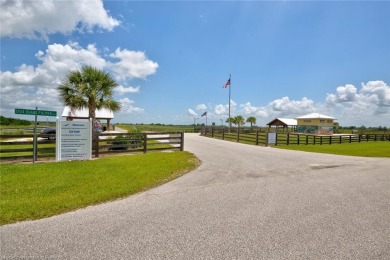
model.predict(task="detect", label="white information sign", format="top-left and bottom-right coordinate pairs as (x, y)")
top-left (267, 132), bottom-right (277, 146)
top-left (56, 121), bottom-right (92, 161)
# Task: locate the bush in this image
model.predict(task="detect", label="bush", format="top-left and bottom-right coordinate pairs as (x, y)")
top-left (109, 133), bottom-right (143, 151)
top-left (128, 127), bottom-right (143, 148)
top-left (110, 135), bottom-right (130, 150)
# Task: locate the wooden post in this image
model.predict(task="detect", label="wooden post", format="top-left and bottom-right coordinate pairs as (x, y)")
top-left (212, 127), bottom-right (214, 138)
top-left (222, 128), bottom-right (225, 140)
top-left (180, 132), bottom-right (184, 151)
top-left (297, 134), bottom-right (300, 145)
top-left (320, 136), bottom-right (323, 145)
top-left (305, 135), bottom-right (308, 145)
top-left (256, 130), bottom-right (259, 145)
top-left (287, 133), bottom-right (290, 145)
top-left (143, 133), bottom-right (147, 154)
top-left (237, 127), bottom-right (240, 142)
top-left (94, 133), bottom-right (99, 158)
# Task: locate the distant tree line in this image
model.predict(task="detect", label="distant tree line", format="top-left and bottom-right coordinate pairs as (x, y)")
top-left (0, 116), bottom-right (31, 126)
top-left (338, 125), bottom-right (388, 131)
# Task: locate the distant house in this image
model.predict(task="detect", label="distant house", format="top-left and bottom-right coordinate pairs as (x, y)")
top-left (267, 118), bottom-right (297, 133)
top-left (61, 106), bottom-right (114, 131)
top-left (296, 113), bottom-right (336, 135)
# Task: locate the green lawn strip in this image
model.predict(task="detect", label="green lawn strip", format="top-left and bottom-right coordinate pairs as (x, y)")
top-left (275, 142), bottom-right (390, 157)
top-left (204, 133), bottom-right (389, 157)
top-left (0, 152), bottom-right (199, 225)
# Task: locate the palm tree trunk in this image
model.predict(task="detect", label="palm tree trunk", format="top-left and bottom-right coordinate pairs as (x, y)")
top-left (89, 106), bottom-right (98, 153)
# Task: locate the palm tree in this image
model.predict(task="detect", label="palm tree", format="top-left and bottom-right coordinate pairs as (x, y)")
top-left (226, 117), bottom-right (235, 126)
top-left (58, 66), bottom-right (121, 133)
top-left (246, 116), bottom-right (257, 128)
top-left (234, 115), bottom-right (245, 127)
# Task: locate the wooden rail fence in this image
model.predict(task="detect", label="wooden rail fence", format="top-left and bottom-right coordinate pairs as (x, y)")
top-left (0, 132), bottom-right (184, 162)
top-left (202, 127), bottom-right (390, 146)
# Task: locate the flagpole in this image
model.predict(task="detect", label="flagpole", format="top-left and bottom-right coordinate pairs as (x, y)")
top-left (228, 74), bottom-right (231, 129)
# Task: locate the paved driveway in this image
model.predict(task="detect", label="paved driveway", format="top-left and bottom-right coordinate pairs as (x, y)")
top-left (1, 133), bottom-right (389, 259)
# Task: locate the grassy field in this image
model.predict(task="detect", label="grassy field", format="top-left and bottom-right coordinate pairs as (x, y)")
top-left (275, 142), bottom-right (390, 158)
top-left (0, 152), bottom-right (199, 225)
top-left (117, 124), bottom-right (197, 133)
top-left (204, 130), bottom-right (390, 157)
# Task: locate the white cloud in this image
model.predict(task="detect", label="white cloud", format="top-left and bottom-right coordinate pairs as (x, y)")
top-left (116, 85), bottom-right (140, 94)
top-left (0, 0), bottom-right (120, 40)
top-left (119, 98), bottom-right (144, 114)
top-left (196, 104), bottom-right (207, 110)
top-left (0, 43), bottom-right (106, 92)
top-left (187, 109), bottom-right (197, 117)
top-left (209, 99), bottom-right (236, 117)
top-left (240, 102), bottom-right (268, 117)
top-left (360, 81), bottom-right (390, 110)
top-left (324, 81), bottom-right (390, 125)
top-left (108, 49), bottom-right (159, 80)
top-left (188, 81), bottom-right (390, 127)
top-left (214, 104), bottom-right (227, 116)
top-left (0, 42), bottom-right (157, 116)
top-left (326, 84), bottom-right (357, 104)
top-left (268, 96), bottom-right (314, 116)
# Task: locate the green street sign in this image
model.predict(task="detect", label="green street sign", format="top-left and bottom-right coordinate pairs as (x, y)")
top-left (15, 108), bottom-right (57, 117)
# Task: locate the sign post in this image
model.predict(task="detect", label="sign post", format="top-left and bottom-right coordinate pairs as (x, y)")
top-left (266, 132), bottom-right (277, 146)
top-left (15, 108), bottom-right (57, 163)
top-left (56, 120), bottom-right (92, 161)
top-left (33, 107), bottom-right (38, 162)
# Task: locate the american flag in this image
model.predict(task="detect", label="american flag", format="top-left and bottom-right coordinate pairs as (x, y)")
top-left (223, 78), bottom-right (231, 88)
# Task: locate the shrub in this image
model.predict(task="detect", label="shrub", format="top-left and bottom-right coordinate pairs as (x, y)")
top-left (110, 135), bottom-right (129, 150)
top-left (109, 132), bottom-right (143, 150)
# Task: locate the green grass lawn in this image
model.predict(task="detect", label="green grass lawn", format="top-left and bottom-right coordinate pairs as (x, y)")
top-left (275, 142), bottom-right (390, 158)
top-left (0, 152), bottom-right (199, 225)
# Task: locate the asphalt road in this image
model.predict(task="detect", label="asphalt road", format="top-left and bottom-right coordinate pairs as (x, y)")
top-left (1, 133), bottom-right (389, 259)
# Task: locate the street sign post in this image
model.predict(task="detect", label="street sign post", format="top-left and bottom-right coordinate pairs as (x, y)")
top-left (14, 107), bottom-right (57, 163)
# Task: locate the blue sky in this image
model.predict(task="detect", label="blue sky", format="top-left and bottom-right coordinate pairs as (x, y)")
top-left (1, 0), bottom-right (389, 127)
